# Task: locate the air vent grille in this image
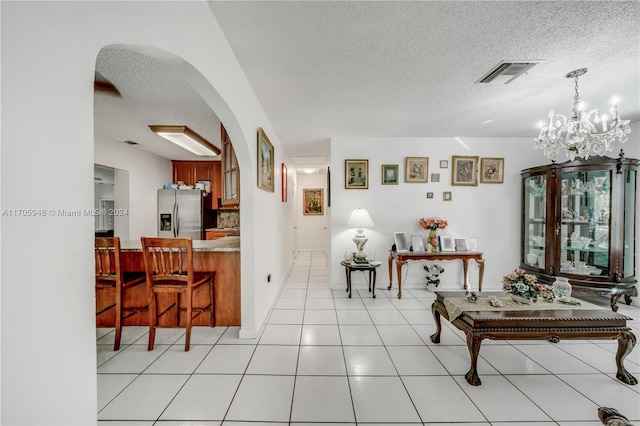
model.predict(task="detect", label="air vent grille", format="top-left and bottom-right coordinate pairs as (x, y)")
top-left (476, 61), bottom-right (542, 84)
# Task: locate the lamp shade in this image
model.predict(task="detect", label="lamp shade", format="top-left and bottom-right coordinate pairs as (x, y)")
top-left (347, 208), bottom-right (374, 228)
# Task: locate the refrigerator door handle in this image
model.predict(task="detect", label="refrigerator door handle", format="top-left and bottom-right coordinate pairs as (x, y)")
top-left (173, 202), bottom-right (178, 237)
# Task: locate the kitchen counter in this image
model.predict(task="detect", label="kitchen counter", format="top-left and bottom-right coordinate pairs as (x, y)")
top-left (121, 236), bottom-right (240, 252)
top-left (97, 236), bottom-right (241, 327)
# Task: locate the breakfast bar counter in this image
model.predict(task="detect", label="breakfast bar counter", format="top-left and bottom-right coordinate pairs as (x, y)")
top-left (96, 236), bottom-right (241, 327)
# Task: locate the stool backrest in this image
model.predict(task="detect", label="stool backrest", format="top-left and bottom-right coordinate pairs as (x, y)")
top-left (95, 237), bottom-right (122, 283)
top-left (140, 237), bottom-right (194, 284)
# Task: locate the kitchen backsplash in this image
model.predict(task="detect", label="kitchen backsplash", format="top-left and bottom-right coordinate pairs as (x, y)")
top-left (217, 210), bottom-right (239, 228)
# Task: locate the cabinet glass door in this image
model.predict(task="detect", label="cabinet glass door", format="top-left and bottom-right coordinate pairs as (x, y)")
top-left (524, 174), bottom-right (547, 269)
top-left (623, 169), bottom-right (637, 278)
top-left (559, 169), bottom-right (611, 277)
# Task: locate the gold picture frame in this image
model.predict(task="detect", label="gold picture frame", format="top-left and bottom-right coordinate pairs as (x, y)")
top-left (405, 157), bottom-right (428, 183)
top-left (480, 157), bottom-right (504, 184)
top-left (257, 128), bottom-right (274, 192)
top-left (345, 159), bottom-right (368, 189)
top-left (303, 188), bottom-right (324, 215)
top-left (381, 164), bottom-right (399, 185)
top-left (451, 155), bottom-right (479, 186)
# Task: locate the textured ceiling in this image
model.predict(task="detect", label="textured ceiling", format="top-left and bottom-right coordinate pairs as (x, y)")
top-left (95, 1), bottom-right (640, 169)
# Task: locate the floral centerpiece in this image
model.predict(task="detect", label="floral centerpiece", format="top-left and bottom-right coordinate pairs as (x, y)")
top-left (419, 217), bottom-right (448, 231)
top-left (502, 269), bottom-right (541, 303)
top-left (419, 217), bottom-right (448, 252)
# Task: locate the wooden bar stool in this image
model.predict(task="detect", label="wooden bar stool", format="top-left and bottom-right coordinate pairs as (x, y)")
top-left (95, 237), bottom-right (148, 350)
top-left (141, 237), bottom-right (215, 351)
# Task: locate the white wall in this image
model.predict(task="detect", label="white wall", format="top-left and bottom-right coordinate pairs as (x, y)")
top-left (95, 136), bottom-right (172, 239)
top-left (330, 135), bottom-right (640, 300)
top-left (1, 2), bottom-right (293, 424)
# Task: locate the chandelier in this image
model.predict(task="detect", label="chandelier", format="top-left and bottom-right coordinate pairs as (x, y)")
top-left (533, 68), bottom-right (630, 162)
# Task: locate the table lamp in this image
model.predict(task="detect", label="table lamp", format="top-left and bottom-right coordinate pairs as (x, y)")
top-left (348, 208), bottom-right (374, 263)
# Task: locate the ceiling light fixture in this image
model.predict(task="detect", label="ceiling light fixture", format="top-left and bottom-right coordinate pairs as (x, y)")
top-left (303, 168), bottom-right (315, 174)
top-left (533, 68), bottom-right (630, 162)
top-left (149, 125), bottom-right (221, 156)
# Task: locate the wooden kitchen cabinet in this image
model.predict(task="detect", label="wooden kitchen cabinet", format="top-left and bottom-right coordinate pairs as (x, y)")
top-left (220, 124), bottom-right (240, 208)
top-left (172, 160), bottom-right (221, 209)
top-left (520, 152), bottom-right (638, 310)
top-left (205, 229), bottom-right (237, 240)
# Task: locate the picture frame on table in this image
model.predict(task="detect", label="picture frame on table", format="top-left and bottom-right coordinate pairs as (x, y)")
top-left (257, 128), bottom-right (274, 192)
top-left (411, 235), bottom-right (425, 252)
top-left (345, 159), bottom-right (369, 189)
top-left (405, 157), bottom-right (428, 183)
top-left (451, 155), bottom-right (479, 186)
top-left (381, 164), bottom-right (399, 185)
top-left (394, 232), bottom-right (409, 252)
top-left (281, 163), bottom-right (288, 202)
top-left (303, 188), bottom-right (324, 215)
top-left (455, 238), bottom-right (467, 251)
top-left (479, 157), bottom-right (504, 184)
top-left (440, 235), bottom-right (456, 252)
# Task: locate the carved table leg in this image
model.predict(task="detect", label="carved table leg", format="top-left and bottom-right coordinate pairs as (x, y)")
top-left (395, 260), bottom-right (405, 299)
top-left (430, 304), bottom-right (442, 344)
top-left (462, 259), bottom-right (469, 292)
top-left (464, 331), bottom-right (483, 386)
top-left (615, 331), bottom-right (637, 385)
top-left (476, 258), bottom-right (485, 292)
top-left (610, 294), bottom-right (622, 312)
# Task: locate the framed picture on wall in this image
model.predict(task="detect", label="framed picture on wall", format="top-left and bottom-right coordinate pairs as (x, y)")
top-left (451, 155), bottom-right (479, 186)
top-left (303, 188), bottom-right (324, 215)
top-left (479, 157), bottom-right (504, 184)
top-left (257, 128), bottom-right (274, 192)
top-left (381, 164), bottom-right (399, 185)
top-left (405, 157), bottom-right (428, 183)
top-left (345, 159), bottom-right (368, 189)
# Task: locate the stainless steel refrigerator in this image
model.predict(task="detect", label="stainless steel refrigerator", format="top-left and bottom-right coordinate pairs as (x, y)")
top-left (158, 189), bottom-right (203, 239)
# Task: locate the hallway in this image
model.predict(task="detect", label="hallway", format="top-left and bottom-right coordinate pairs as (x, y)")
top-left (97, 250), bottom-right (640, 425)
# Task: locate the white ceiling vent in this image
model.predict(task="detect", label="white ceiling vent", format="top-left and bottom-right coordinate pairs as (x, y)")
top-left (476, 60), bottom-right (543, 84)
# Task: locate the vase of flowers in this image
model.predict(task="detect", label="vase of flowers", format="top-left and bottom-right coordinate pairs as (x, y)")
top-left (502, 269), bottom-right (541, 303)
top-left (419, 217), bottom-right (448, 252)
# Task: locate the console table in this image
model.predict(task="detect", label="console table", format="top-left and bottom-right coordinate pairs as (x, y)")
top-left (388, 250), bottom-right (484, 298)
top-left (430, 291), bottom-right (637, 386)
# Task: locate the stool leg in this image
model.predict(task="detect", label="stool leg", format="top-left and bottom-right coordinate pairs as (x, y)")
top-left (209, 276), bottom-right (215, 327)
top-left (148, 292), bottom-right (157, 351)
top-left (372, 268), bottom-right (376, 298)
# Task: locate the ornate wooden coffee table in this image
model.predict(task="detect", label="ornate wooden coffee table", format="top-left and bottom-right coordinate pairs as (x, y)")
top-left (430, 291), bottom-right (637, 386)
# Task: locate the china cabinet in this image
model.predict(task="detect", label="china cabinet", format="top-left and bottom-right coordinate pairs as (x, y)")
top-left (520, 151), bottom-right (638, 311)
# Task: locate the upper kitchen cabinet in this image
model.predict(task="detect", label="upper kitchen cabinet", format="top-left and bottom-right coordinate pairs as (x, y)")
top-left (172, 160), bottom-right (220, 209)
top-left (520, 152), bottom-right (638, 311)
top-left (220, 124), bottom-right (239, 208)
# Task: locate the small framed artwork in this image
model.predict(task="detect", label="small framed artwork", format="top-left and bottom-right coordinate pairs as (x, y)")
top-left (257, 128), bottom-right (274, 192)
top-left (405, 157), bottom-right (428, 183)
top-left (440, 235), bottom-right (456, 252)
top-left (345, 159), bottom-right (368, 189)
top-left (303, 188), bottom-right (324, 215)
top-left (381, 164), bottom-right (399, 185)
top-left (411, 235), bottom-right (425, 252)
top-left (443, 191), bottom-right (452, 201)
top-left (394, 232), bottom-right (409, 252)
top-left (455, 238), bottom-right (467, 251)
top-left (439, 160), bottom-right (448, 168)
top-left (480, 157), bottom-right (505, 184)
top-left (426, 192), bottom-right (434, 199)
top-left (431, 173), bottom-right (440, 183)
top-left (281, 163), bottom-right (288, 202)
top-left (451, 155), bottom-right (479, 186)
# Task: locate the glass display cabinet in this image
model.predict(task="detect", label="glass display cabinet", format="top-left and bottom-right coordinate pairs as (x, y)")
top-left (521, 151), bottom-right (638, 311)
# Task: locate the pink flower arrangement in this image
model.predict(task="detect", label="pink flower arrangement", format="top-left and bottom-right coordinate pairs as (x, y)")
top-left (419, 217), bottom-right (448, 231)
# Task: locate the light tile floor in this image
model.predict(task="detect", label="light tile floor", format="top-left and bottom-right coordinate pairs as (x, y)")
top-left (97, 250), bottom-right (640, 425)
